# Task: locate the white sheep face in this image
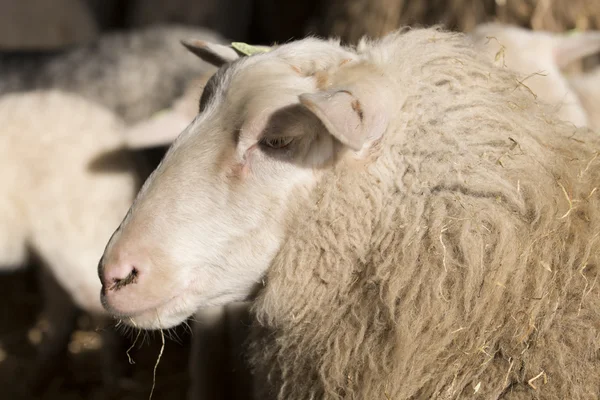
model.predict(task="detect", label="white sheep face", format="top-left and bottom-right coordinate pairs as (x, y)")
top-left (98, 38), bottom-right (395, 329)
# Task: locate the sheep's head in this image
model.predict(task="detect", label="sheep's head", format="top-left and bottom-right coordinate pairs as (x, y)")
top-left (98, 37), bottom-right (396, 329)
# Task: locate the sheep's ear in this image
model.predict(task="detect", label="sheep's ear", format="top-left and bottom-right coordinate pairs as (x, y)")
top-left (123, 110), bottom-right (191, 149)
top-left (298, 66), bottom-right (393, 151)
top-left (181, 40), bottom-right (271, 68)
top-left (181, 40), bottom-right (241, 67)
top-left (554, 31), bottom-right (600, 69)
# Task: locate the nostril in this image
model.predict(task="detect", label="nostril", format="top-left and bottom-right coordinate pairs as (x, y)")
top-left (109, 267), bottom-right (139, 291)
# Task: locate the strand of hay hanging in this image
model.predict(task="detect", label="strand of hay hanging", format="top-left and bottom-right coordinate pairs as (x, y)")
top-left (313, 0), bottom-right (600, 44)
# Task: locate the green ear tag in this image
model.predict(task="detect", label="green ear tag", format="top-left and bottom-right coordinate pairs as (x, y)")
top-left (231, 42), bottom-right (271, 56)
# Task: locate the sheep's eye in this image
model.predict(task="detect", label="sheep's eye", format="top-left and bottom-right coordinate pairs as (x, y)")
top-left (261, 136), bottom-right (294, 149)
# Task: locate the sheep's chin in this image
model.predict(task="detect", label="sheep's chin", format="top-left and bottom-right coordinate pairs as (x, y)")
top-left (117, 295), bottom-right (195, 330)
top-left (124, 308), bottom-right (192, 330)
top-left (120, 291), bottom-right (249, 330)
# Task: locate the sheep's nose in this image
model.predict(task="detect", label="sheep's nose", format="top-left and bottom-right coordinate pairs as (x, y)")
top-left (101, 260), bottom-right (140, 291)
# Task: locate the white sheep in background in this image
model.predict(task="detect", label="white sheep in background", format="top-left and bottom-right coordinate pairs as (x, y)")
top-left (122, 73), bottom-right (212, 150)
top-left (0, 90), bottom-right (139, 391)
top-left (568, 66), bottom-right (600, 132)
top-left (0, 90), bottom-right (139, 298)
top-left (98, 26), bottom-right (600, 399)
top-left (470, 22), bottom-right (600, 128)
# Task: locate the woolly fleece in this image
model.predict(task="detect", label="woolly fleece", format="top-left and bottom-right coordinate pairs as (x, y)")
top-left (249, 27), bottom-right (600, 400)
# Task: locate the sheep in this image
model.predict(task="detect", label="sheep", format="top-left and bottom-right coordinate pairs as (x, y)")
top-left (469, 22), bottom-right (600, 128)
top-left (568, 67), bottom-right (600, 132)
top-left (0, 25), bottom-right (224, 124)
top-left (0, 89), bottom-right (143, 391)
top-left (97, 26), bottom-right (600, 399)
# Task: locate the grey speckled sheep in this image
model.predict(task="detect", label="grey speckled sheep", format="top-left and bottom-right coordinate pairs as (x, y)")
top-left (0, 25), bottom-right (223, 124)
top-left (98, 27), bottom-right (600, 400)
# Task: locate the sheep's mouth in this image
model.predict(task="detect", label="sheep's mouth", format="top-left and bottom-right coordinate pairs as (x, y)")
top-left (112, 292), bottom-right (194, 330)
top-left (101, 287), bottom-right (189, 327)
top-left (102, 276), bottom-right (257, 330)
top-left (123, 289), bottom-right (255, 330)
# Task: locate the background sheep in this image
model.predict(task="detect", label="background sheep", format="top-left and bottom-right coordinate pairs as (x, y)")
top-left (0, 25), bottom-right (223, 124)
top-left (121, 73), bottom-right (212, 150)
top-left (97, 26), bottom-right (600, 399)
top-left (0, 89), bottom-right (141, 393)
top-left (568, 67), bottom-right (600, 132)
top-left (469, 22), bottom-right (600, 128)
